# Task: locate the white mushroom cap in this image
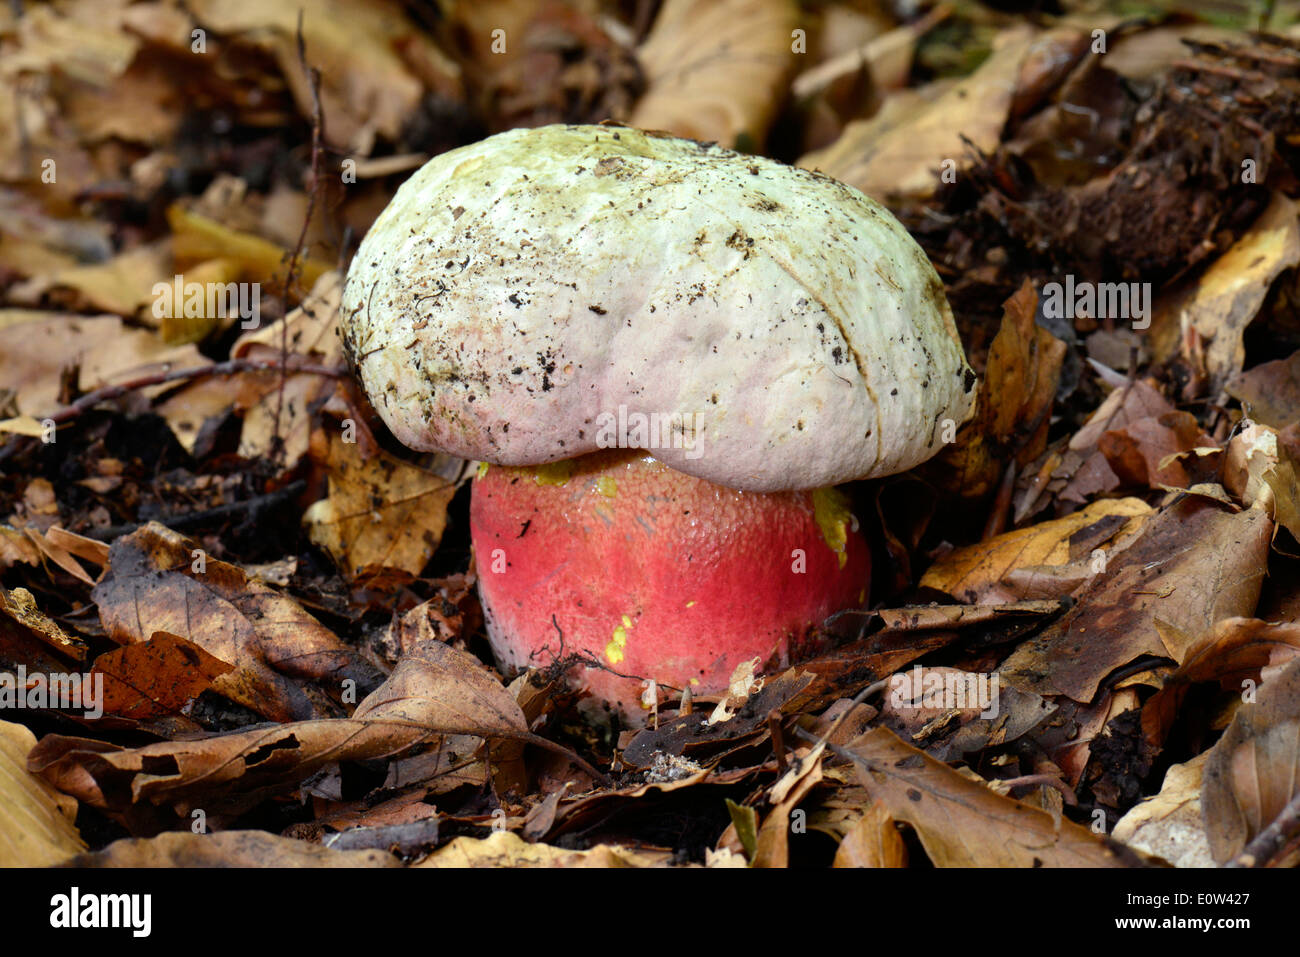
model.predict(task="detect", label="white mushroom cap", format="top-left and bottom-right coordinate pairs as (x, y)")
top-left (341, 124), bottom-right (975, 492)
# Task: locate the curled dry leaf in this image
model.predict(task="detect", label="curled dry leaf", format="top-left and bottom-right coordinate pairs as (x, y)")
top-left (752, 744), bottom-right (824, 868)
top-left (0, 720), bottom-right (85, 867)
top-left (1112, 753), bottom-right (1213, 868)
top-left (1202, 655), bottom-right (1300, 864)
top-left (1143, 617), bottom-right (1300, 748)
top-left (185, 0), bottom-right (459, 154)
top-left (304, 428), bottom-right (456, 579)
top-left (629, 0), bottom-right (798, 150)
top-left (91, 522), bottom-right (383, 722)
top-left (1149, 193), bottom-right (1300, 392)
top-left (0, 527), bottom-right (42, 572)
top-left (1, 584), bottom-right (88, 662)
top-left (1000, 497), bottom-right (1272, 702)
top-left (800, 27), bottom-right (1081, 201)
top-left (842, 727), bottom-right (1130, 867)
top-left (27, 639), bottom-right (535, 820)
top-left (931, 279), bottom-right (1066, 501)
top-left (921, 497), bottom-right (1151, 603)
top-left (833, 798), bottom-right (907, 868)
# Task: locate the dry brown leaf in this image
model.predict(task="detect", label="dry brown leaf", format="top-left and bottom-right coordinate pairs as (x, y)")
top-left (167, 204), bottom-right (332, 292)
top-left (0, 312), bottom-right (207, 418)
top-left (0, 527), bottom-right (42, 572)
top-left (8, 241), bottom-right (170, 316)
top-left (752, 744), bottom-right (824, 868)
top-left (0, 720), bottom-right (85, 867)
top-left (91, 523), bottom-right (382, 722)
top-left (843, 727), bottom-right (1129, 867)
top-left (1097, 412), bottom-right (1217, 491)
top-left (799, 26), bottom-right (1079, 201)
top-left (92, 631), bottom-right (233, 720)
top-left (1001, 497), bottom-right (1272, 702)
top-left (1150, 193), bottom-right (1300, 391)
top-left (832, 798), bottom-right (907, 868)
top-left (921, 497), bottom-right (1151, 602)
top-left (28, 639), bottom-right (534, 820)
top-left (1227, 350), bottom-right (1300, 430)
top-left (1144, 616), bottom-right (1300, 748)
top-left (932, 279), bottom-right (1066, 500)
top-left (1202, 656), bottom-right (1300, 863)
top-left (0, 585), bottom-right (87, 662)
top-left (415, 829), bottom-right (676, 868)
top-left (186, 0), bottom-right (459, 154)
top-left (304, 429), bottom-right (456, 578)
top-left (1057, 378), bottom-right (1179, 504)
top-left (629, 0), bottom-right (797, 150)
top-left (1112, 752), bottom-right (1213, 868)
top-left (65, 829), bottom-right (399, 868)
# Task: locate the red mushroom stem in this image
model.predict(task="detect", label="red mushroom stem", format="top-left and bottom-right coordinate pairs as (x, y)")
top-left (471, 449), bottom-right (871, 722)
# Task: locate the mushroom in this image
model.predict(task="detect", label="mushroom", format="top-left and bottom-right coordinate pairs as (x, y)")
top-left (341, 124), bottom-right (975, 722)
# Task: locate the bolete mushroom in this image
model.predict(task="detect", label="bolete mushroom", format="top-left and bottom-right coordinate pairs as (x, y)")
top-left (341, 124), bottom-right (975, 722)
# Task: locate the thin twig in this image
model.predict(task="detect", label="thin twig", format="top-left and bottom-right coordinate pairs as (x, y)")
top-left (272, 11), bottom-right (326, 467)
top-left (44, 358), bottom-right (346, 425)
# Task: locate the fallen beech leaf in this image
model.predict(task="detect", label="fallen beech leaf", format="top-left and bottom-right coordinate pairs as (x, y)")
top-left (92, 523), bottom-right (383, 722)
top-left (1097, 412), bottom-right (1216, 491)
top-left (28, 639), bottom-right (541, 820)
top-left (921, 497), bottom-right (1150, 603)
top-left (1112, 753), bottom-right (1213, 868)
top-left (630, 0), bottom-right (797, 149)
top-left (1057, 379), bottom-right (1180, 504)
top-left (1227, 350), bottom-right (1300, 430)
top-left (42, 526), bottom-right (109, 568)
top-left (833, 798), bottom-right (907, 868)
top-left (1144, 618), bottom-right (1300, 747)
top-left (0, 312), bottom-right (206, 419)
top-left (64, 830), bottom-right (399, 868)
top-left (752, 744), bottom-right (824, 868)
top-left (304, 429), bottom-right (456, 578)
top-left (0, 527), bottom-right (41, 572)
top-left (23, 527), bottom-right (95, 585)
top-left (1261, 429), bottom-right (1300, 542)
top-left (167, 204), bottom-right (331, 291)
top-left (842, 727), bottom-right (1129, 867)
top-left (416, 829), bottom-right (675, 868)
top-left (1, 585), bottom-right (87, 662)
top-left (91, 631), bottom-right (233, 720)
top-left (800, 26), bottom-right (1076, 200)
top-left (0, 720), bottom-right (84, 867)
top-left (932, 279), bottom-right (1066, 501)
top-left (9, 241), bottom-right (169, 317)
top-left (1151, 193), bottom-right (1300, 391)
top-left (1000, 497), bottom-right (1272, 702)
top-left (185, 0), bottom-right (458, 153)
top-left (1202, 656), bottom-right (1300, 863)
